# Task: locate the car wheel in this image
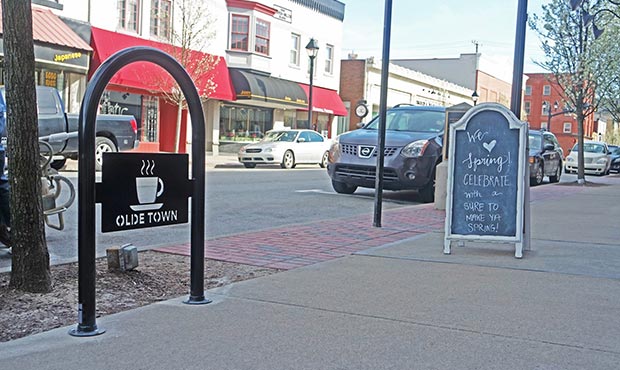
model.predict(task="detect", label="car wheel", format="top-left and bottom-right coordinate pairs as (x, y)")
top-left (332, 180), bottom-right (357, 194)
top-left (50, 158), bottom-right (67, 171)
top-left (319, 151), bottom-right (329, 168)
top-left (95, 136), bottom-right (117, 171)
top-left (280, 150), bottom-right (295, 169)
top-left (530, 165), bottom-right (543, 186)
top-left (549, 164), bottom-right (561, 183)
top-left (243, 163), bottom-right (256, 168)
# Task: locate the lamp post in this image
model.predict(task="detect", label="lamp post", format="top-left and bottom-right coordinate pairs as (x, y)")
top-left (471, 90), bottom-right (479, 106)
top-left (305, 38), bottom-right (319, 130)
top-left (543, 100), bottom-right (575, 132)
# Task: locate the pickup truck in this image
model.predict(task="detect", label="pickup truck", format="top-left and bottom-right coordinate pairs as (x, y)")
top-left (1, 86), bottom-right (139, 171)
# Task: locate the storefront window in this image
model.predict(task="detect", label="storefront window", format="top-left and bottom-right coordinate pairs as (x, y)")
top-left (219, 104), bottom-right (273, 141)
top-left (142, 96), bottom-right (159, 142)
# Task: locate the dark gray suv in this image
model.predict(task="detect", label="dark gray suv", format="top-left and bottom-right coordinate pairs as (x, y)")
top-left (327, 105), bottom-right (446, 203)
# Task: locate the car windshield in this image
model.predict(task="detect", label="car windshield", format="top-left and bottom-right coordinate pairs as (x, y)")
top-left (609, 146), bottom-right (620, 155)
top-left (262, 130), bottom-right (298, 142)
top-left (364, 109), bottom-right (444, 133)
top-left (571, 143), bottom-right (606, 153)
top-left (528, 134), bottom-right (542, 150)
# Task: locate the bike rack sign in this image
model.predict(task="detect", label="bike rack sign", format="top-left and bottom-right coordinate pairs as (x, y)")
top-left (96, 153), bottom-right (190, 232)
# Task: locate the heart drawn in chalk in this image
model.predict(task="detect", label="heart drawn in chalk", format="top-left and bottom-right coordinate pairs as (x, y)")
top-left (483, 140), bottom-right (497, 153)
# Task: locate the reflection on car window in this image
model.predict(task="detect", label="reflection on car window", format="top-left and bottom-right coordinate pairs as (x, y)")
top-left (572, 143), bottom-right (606, 153)
top-left (529, 134), bottom-right (542, 149)
top-left (365, 109), bottom-right (444, 133)
top-left (609, 146), bottom-right (620, 155)
top-left (263, 130), bottom-right (298, 142)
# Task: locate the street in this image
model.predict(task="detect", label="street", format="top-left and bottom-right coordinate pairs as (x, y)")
top-left (0, 165), bottom-right (421, 270)
top-left (0, 164), bottom-right (609, 271)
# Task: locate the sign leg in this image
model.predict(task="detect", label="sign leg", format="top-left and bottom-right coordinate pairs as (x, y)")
top-left (515, 242), bottom-right (523, 259)
top-left (443, 239), bottom-right (451, 255)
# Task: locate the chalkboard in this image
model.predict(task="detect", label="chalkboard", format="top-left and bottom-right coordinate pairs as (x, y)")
top-left (445, 103), bottom-right (526, 250)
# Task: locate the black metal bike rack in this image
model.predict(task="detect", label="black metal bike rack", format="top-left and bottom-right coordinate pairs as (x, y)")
top-left (69, 46), bottom-right (209, 337)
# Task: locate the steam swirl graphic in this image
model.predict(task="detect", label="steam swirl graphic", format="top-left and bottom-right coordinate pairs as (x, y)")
top-left (140, 159), bottom-right (155, 175)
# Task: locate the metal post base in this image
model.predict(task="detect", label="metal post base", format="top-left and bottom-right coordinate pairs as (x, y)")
top-left (183, 295), bottom-right (212, 305)
top-left (68, 325), bottom-right (106, 337)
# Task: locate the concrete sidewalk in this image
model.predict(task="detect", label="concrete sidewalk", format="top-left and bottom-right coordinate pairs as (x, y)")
top-left (1, 177), bottom-right (620, 369)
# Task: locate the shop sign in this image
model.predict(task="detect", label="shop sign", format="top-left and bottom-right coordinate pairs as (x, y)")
top-left (274, 5), bottom-right (292, 23)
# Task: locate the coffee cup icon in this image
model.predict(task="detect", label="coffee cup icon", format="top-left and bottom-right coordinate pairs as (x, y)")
top-left (136, 176), bottom-right (164, 204)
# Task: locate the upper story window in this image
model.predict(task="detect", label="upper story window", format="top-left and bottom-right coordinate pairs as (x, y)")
top-left (524, 101), bottom-right (531, 115)
top-left (231, 15), bottom-right (250, 51)
top-left (525, 85), bottom-right (532, 95)
top-left (150, 0), bottom-right (171, 40)
top-left (255, 19), bottom-right (270, 55)
top-left (290, 33), bottom-right (300, 66)
top-left (543, 85), bottom-right (551, 95)
top-left (542, 101), bottom-right (550, 115)
top-left (118, 0), bottom-right (141, 33)
top-left (324, 44), bottom-right (334, 74)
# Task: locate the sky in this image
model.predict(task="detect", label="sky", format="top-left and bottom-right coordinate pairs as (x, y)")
top-left (341, 0), bottom-right (550, 82)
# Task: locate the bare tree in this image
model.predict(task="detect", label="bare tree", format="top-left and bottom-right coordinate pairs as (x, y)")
top-left (1, 1), bottom-right (51, 291)
top-left (153, 0), bottom-right (219, 153)
top-left (530, 0), bottom-right (620, 183)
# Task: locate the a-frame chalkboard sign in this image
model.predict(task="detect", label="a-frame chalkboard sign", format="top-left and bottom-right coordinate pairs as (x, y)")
top-left (444, 103), bottom-right (527, 258)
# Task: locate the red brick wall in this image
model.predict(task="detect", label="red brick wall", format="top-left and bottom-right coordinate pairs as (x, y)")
top-left (340, 59), bottom-right (366, 131)
top-left (524, 73), bottom-right (594, 157)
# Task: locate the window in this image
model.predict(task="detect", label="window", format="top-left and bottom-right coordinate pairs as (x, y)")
top-left (150, 0), bottom-right (171, 39)
top-left (524, 101), bottom-right (531, 115)
top-left (543, 85), bottom-right (551, 95)
top-left (324, 44), bottom-right (334, 74)
top-left (255, 19), bottom-right (270, 55)
top-left (563, 122), bottom-right (572, 133)
top-left (231, 15), bottom-right (249, 51)
top-left (542, 101), bottom-right (550, 115)
top-left (118, 0), bottom-right (141, 33)
top-left (525, 85), bottom-right (532, 96)
top-left (290, 33), bottom-right (300, 66)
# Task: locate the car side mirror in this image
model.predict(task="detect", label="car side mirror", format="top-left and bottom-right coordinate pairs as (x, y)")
top-left (356, 122), bottom-right (365, 128)
top-left (297, 138), bottom-right (306, 143)
top-left (544, 143), bottom-right (554, 151)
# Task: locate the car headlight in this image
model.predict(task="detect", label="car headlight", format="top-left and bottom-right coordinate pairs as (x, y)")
top-left (566, 156), bottom-right (575, 162)
top-left (596, 157), bottom-right (608, 164)
top-left (401, 140), bottom-right (429, 158)
top-left (328, 136), bottom-right (340, 162)
top-left (239, 146), bottom-right (247, 154)
top-left (613, 158), bottom-right (620, 164)
top-left (264, 147), bottom-right (273, 153)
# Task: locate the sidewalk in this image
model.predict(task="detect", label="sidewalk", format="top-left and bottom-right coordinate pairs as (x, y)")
top-left (1, 176), bottom-right (619, 369)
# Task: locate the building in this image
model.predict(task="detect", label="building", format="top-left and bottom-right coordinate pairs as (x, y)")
top-left (524, 73), bottom-right (594, 155)
top-left (36, 0), bottom-right (347, 154)
top-left (392, 53), bottom-right (512, 108)
top-left (340, 57), bottom-right (474, 131)
top-left (0, 3), bottom-right (92, 115)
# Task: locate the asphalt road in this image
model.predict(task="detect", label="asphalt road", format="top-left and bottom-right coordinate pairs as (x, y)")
top-left (0, 164), bottom-right (588, 270)
top-left (0, 165), bottom-right (421, 269)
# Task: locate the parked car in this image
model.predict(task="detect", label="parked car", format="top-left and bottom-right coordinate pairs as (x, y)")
top-left (564, 140), bottom-right (612, 175)
top-left (1, 86), bottom-right (138, 171)
top-left (528, 129), bottom-right (564, 185)
top-left (326, 104), bottom-right (445, 203)
top-left (238, 129), bottom-right (331, 169)
top-left (609, 145), bottom-right (620, 173)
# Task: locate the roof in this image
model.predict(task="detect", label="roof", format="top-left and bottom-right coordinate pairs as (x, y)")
top-left (0, 7), bottom-right (92, 51)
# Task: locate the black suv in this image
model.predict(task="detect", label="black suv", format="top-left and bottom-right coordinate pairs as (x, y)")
top-left (326, 105), bottom-right (445, 203)
top-left (528, 129), bottom-right (564, 185)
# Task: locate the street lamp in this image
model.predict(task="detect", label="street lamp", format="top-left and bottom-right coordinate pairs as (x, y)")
top-left (471, 90), bottom-right (479, 106)
top-left (543, 100), bottom-right (575, 132)
top-left (305, 38), bottom-right (319, 130)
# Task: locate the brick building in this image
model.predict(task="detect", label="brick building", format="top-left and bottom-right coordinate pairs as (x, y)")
top-left (524, 73), bottom-right (594, 156)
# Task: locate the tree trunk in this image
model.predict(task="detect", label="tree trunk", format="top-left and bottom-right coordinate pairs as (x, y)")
top-left (174, 96), bottom-right (183, 153)
top-left (2, 0), bottom-right (52, 292)
top-left (577, 111), bottom-right (585, 184)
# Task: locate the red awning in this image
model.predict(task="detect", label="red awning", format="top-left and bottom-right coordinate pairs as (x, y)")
top-left (0, 7), bottom-right (92, 51)
top-left (298, 84), bottom-right (348, 116)
top-left (89, 27), bottom-right (234, 101)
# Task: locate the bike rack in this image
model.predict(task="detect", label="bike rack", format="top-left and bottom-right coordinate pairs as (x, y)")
top-left (38, 140), bottom-right (75, 231)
